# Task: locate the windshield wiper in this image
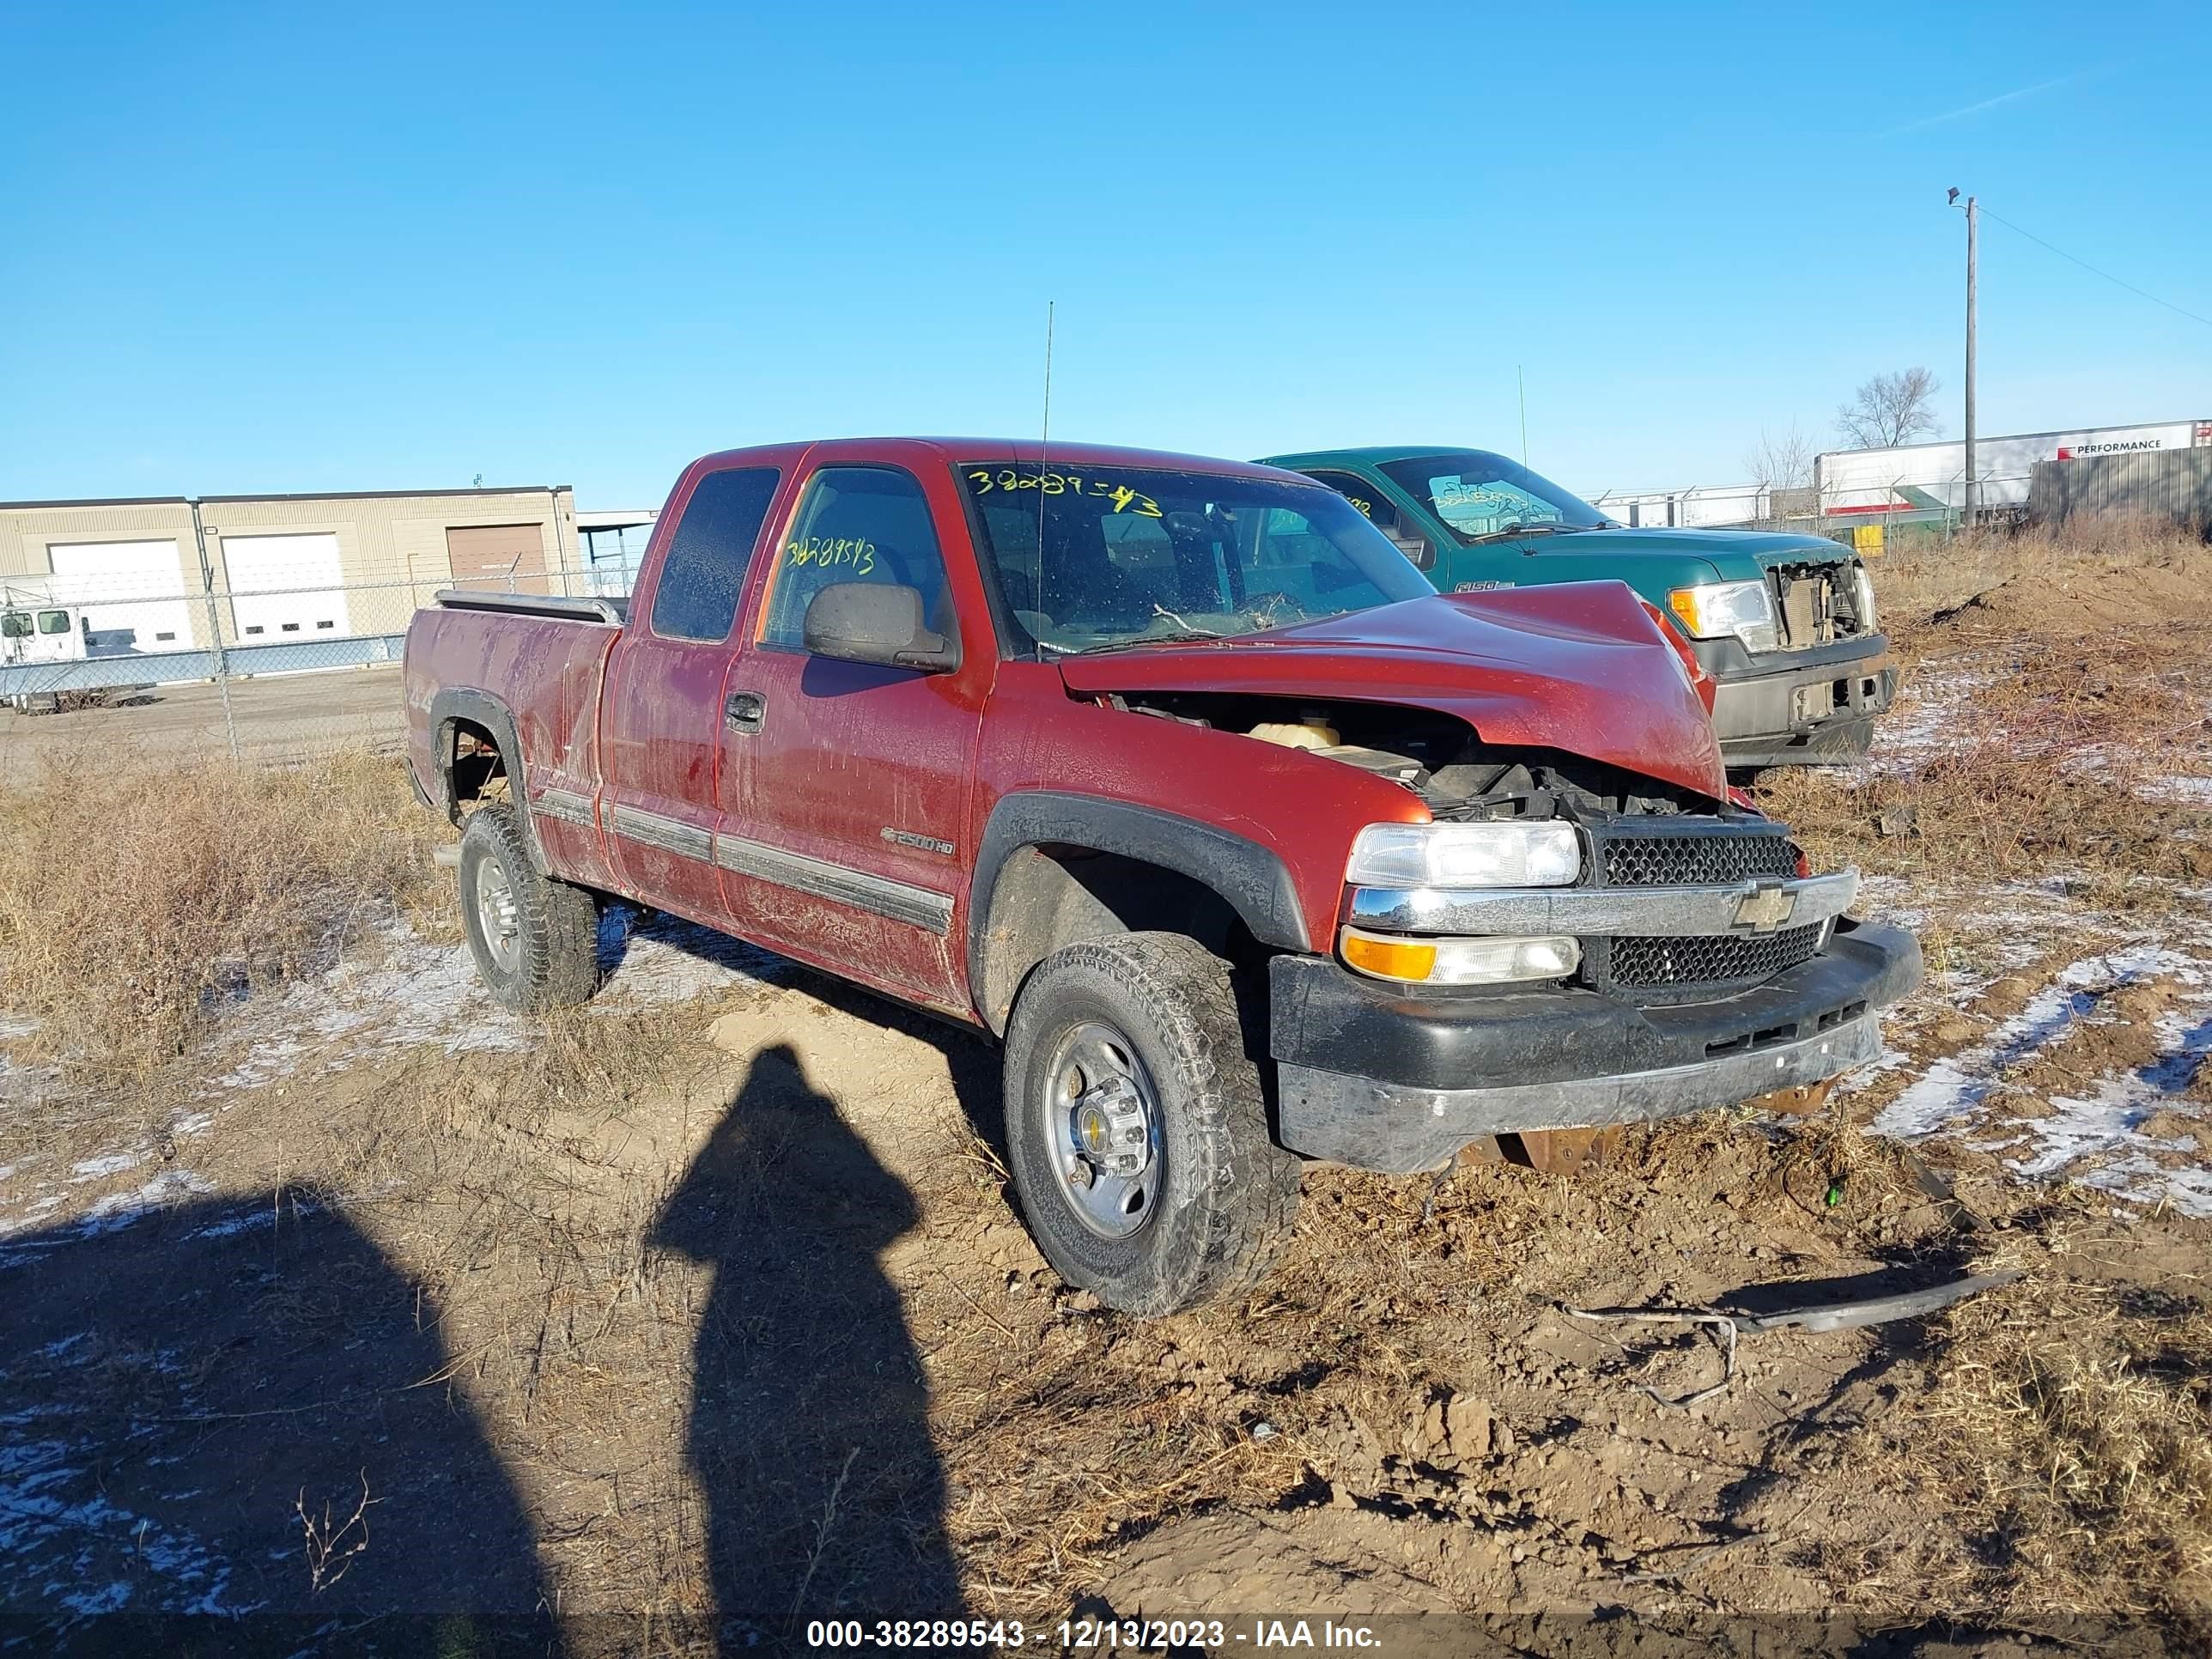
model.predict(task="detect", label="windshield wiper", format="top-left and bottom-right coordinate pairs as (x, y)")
top-left (1461, 520), bottom-right (1593, 544)
top-left (1074, 629), bottom-right (1230, 656)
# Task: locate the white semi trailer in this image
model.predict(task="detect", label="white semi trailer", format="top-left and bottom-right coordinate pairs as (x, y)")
top-left (1817, 418), bottom-right (2212, 521)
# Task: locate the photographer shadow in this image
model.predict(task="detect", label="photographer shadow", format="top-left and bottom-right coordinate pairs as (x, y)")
top-left (0, 1195), bottom-right (558, 1654)
top-left (650, 1042), bottom-right (962, 1644)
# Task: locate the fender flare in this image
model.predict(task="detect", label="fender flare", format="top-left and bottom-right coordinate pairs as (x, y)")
top-left (428, 687), bottom-right (546, 870)
top-left (966, 790), bottom-right (1314, 1031)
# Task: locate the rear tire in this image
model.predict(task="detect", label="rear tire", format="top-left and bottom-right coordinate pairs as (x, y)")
top-left (1002, 932), bottom-right (1301, 1316)
top-left (459, 803), bottom-right (602, 1012)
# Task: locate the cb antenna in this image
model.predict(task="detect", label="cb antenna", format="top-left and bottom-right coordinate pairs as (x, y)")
top-left (1036, 300), bottom-right (1054, 611)
top-left (1517, 364), bottom-right (1529, 470)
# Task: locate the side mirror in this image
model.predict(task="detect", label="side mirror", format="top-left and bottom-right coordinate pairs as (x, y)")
top-left (801, 581), bottom-right (960, 672)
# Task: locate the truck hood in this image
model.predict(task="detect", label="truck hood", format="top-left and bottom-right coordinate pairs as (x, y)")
top-left (1526, 526), bottom-right (1850, 572)
top-left (1056, 581), bottom-right (1727, 802)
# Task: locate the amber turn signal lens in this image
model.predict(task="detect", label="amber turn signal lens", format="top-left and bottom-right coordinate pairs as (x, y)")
top-left (1340, 931), bottom-right (1439, 981)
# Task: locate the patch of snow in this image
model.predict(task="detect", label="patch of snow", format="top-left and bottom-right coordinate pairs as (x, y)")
top-left (0, 1430), bottom-right (257, 1620)
top-left (83, 1170), bottom-right (216, 1226)
top-left (205, 910), bottom-right (777, 1094)
top-left (1848, 661), bottom-right (2003, 779)
top-left (1875, 945), bottom-right (2212, 1217)
top-left (60, 1581), bottom-right (133, 1615)
top-left (1873, 945), bottom-right (2198, 1140)
top-left (181, 1200), bottom-right (313, 1242)
top-left (2145, 775), bottom-right (2212, 806)
top-left (70, 1152), bottom-right (145, 1182)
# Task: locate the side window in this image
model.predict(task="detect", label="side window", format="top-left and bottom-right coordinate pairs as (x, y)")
top-left (761, 466), bottom-right (951, 651)
top-left (1301, 471), bottom-right (1397, 531)
top-left (1303, 470), bottom-right (1431, 569)
top-left (649, 466), bottom-right (782, 642)
top-left (37, 610), bottom-right (72, 635)
top-left (1, 613), bottom-right (29, 639)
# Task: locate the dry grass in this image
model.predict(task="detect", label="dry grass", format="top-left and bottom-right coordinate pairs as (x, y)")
top-left (1765, 519), bottom-right (2212, 889)
top-left (1767, 635), bottom-right (2212, 889)
top-left (1873, 514), bottom-right (2211, 641)
top-left (1864, 1226), bottom-right (2212, 1636)
top-left (0, 749), bottom-right (441, 1078)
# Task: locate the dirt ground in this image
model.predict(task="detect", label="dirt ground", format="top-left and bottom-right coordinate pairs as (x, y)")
top-left (0, 662), bottom-right (404, 773)
top-left (4, 536), bottom-right (2210, 1655)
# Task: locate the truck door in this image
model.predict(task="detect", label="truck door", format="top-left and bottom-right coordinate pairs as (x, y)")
top-left (597, 465), bottom-right (789, 927)
top-left (714, 460), bottom-right (988, 1012)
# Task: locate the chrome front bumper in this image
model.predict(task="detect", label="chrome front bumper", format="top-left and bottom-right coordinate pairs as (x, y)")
top-left (1344, 869), bottom-right (1858, 939)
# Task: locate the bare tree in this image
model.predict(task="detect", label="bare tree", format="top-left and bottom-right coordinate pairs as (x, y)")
top-left (1835, 368), bottom-right (1942, 449)
top-left (1743, 422), bottom-right (1816, 490)
top-left (1742, 422), bottom-right (1819, 528)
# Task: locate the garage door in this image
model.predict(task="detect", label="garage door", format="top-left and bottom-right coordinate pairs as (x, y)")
top-left (446, 524), bottom-right (550, 594)
top-left (45, 539), bottom-right (198, 658)
top-left (221, 532), bottom-right (353, 643)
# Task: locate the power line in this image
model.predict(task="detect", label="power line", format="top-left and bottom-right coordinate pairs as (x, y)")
top-left (1977, 204), bottom-right (2212, 331)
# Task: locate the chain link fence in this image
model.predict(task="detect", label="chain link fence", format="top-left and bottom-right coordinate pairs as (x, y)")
top-left (1584, 475), bottom-right (2036, 547)
top-left (1, 535), bottom-right (646, 766)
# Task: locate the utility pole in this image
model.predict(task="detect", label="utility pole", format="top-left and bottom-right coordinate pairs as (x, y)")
top-left (1962, 193), bottom-right (1978, 530)
top-left (1945, 187), bottom-right (1980, 529)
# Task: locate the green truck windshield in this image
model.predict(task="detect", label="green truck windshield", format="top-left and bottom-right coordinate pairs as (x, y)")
top-left (1378, 452), bottom-right (1609, 544)
top-left (960, 465), bottom-right (1431, 656)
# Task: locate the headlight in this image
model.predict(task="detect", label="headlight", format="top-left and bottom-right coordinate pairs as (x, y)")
top-left (1852, 563), bottom-right (1878, 633)
top-left (1667, 580), bottom-right (1779, 653)
top-left (1347, 820), bottom-right (1581, 889)
top-left (1340, 927), bottom-right (1581, 986)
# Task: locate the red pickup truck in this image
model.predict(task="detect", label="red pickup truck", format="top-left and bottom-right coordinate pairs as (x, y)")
top-left (404, 439), bottom-right (1919, 1315)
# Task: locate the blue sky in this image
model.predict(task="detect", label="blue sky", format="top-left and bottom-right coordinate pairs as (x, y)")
top-left (3, 1), bottom-right (2208, 507)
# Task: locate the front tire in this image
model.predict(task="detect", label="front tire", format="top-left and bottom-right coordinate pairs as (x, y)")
top-left (458, 803), bottom-right (602, 1012)
top-left (1002, 933), bottom-right (1301, 1316)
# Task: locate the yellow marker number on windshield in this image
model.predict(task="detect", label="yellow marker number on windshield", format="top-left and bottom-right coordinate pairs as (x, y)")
top-left (968, 469), bottom-right (1162, 517)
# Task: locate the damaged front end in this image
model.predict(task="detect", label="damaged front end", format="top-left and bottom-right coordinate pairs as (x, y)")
top-left (1059, 582), bottom-right (1923, 1174)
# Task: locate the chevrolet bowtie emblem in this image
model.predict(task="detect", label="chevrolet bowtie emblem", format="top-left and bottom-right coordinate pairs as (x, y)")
top-left (1735, 884), bottom-right (1796, 932)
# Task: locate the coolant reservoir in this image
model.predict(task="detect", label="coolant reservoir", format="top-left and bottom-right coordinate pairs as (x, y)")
top-left (1248, 720), bottom-right (1340, 750)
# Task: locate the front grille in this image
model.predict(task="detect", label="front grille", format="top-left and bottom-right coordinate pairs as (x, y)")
top-left (1595, 827), bottom-right (1799, 887)
top-left (1586, 922), bottom-right (1825, 1004)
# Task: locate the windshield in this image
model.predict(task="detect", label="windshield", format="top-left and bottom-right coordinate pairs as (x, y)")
top-left (1378, 451), bottom-right (1609, 544)
top-left (959, 464), bottom-right (1432, 656)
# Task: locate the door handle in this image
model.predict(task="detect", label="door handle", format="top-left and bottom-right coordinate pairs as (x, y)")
top-left (725, 690), bottom-right (767, 733)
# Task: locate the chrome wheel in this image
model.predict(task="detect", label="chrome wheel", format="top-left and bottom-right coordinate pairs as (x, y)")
top-left (1039, 1020), bottom-right (1162, 1239)
top-left (474, 854), bottom-right (521, 974)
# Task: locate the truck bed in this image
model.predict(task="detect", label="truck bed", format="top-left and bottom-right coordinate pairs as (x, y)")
top-left (433, 588), bottom-right (629, 625)
top-left (404, 595), bottom-right (627, 896)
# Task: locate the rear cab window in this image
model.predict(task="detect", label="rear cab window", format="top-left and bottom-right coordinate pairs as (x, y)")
top-left (649, 467), bottom-right (783, 642)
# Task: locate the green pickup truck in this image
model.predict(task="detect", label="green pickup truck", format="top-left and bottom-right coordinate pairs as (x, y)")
top-left (1262, 446), bottom-right (1895, 771)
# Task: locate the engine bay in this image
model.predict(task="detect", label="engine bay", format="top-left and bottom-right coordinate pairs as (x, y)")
top-left (1097, 691), bottom-right (1723, 824)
